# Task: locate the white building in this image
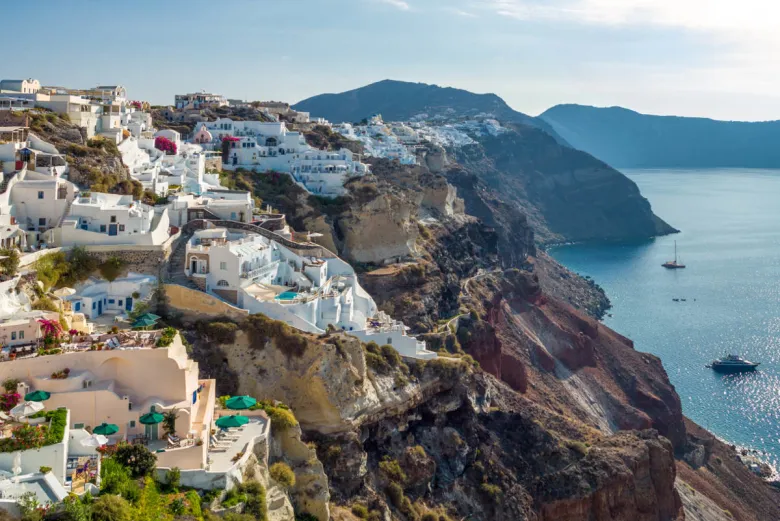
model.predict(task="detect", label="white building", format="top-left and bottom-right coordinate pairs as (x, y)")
top-left (0, 79), bottom-right (40, 94)
top-left (64, 273), bottom-right (155, 320)
top-left (198, 118), bottom-right (369, 196)
top-left (175, 92), bottom-right (227, 110)
top-left (167, 189), bottom-right (254, 227)
top-left (184, 227), bottom-right (435, 359)
top-left (49, 193), bottom-right (172, 247)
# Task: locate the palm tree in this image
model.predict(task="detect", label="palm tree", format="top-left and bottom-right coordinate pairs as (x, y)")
top-left (162, 408), bottom-right (178, 437)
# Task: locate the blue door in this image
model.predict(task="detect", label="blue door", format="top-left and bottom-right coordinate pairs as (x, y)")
top-left (97, 301), bottom-right (102, 315)
top-left (108, 224), bottom-right (118, 236)
top-left (125, 297), bottom-right (133, 311)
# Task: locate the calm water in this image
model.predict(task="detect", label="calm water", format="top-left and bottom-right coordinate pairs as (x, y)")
top-left (550, 168), bottom-right (780, 467)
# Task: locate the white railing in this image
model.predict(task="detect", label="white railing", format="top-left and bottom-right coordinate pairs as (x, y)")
top-left (240, 261), bottom-right (279, 280)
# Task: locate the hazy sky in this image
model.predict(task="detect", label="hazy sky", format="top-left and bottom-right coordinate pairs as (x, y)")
top-left (3, 0), bottom-right (778, 121)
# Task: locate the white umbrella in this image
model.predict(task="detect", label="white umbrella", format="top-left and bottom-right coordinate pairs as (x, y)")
top-left (10, 401), bottom-right (44, 418)
top-left (80, 433), bottom-right (108, 448)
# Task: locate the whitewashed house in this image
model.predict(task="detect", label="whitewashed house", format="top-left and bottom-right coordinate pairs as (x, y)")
top-left (167, 189), bottom-right (254, 227)
top-left (184, 227), bottom-right (435, 359)
top-left (49, 193), bottom-right (172, 247)
top-left (64, 273), bottom-right (155, 320)
top-left (0, 79), bottom-right (40, 94)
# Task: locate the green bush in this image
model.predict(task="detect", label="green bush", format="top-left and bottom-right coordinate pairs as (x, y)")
top-left (386, 482), bottom-right (404, 507)
top-left (381, 345), bottom-right (402, 367)
top-left (379, 457), bottom-right (406, 483)
top-left (98, 256), bottom-right (125, 283)
top-left (113, 443), bottom-right (157, 477)
top-left (155, 327), bottom-right (177, 347)
top-left (169, 497), bottom-right (186, 516)
top-left (365, 352), bottom-right (390, 374)
top-left (205, 322), bottom-right (238, 344)
top-left (480, 483), bottom-right (501, 499)
top-left (99, 457), bottom-right (133, 496)
top-left (365, 341), bottom-right (380, 355)
top-left (165, 466), bottom-right (181, 491)
top-left (38, 466), bottom-right (51, 474)
top-left (266, 407), bottom-right (298, 431)
top-left (269, 462), bottom-right (295, 489)
top-left (91, 494), bottom-right (132, 521)
top-left (32, 296), bottom-right (58, 312)
top-left (242, 314), bottom-right (310, 357)
top-left (0, 249), bottom-right (19, 277)
top-left (240, 480), bottom-right (267, 520)
top-left (2, 379), bottom-right (18, 393)
top-left (352, 504), bottom-right (369, 519)
top-left (221, 487), bottom-right (248, 508)
top-left (185, 490), bottom-right (202, 518)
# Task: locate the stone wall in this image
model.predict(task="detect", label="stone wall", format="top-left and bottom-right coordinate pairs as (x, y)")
top-left (205, 157), bottom-right (222, 173)
top-left (165, 284), bottom-right (248, 322)
top-left (85, 246), bottom-right (168, 278)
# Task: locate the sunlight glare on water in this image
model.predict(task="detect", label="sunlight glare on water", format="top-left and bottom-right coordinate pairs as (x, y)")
top-left (550, 168), bottom-right (780, 467)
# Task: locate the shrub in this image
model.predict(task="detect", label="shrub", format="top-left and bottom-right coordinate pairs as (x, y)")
top-left (165, 466), bottom-right (181, 491)
top-left (100, 457), bottom-right (133, 496)
top-left (240, 480), bottom-right (267, 520)
top-left (1, 379), bottom-right (18, 393)
top-left (267, 407), bottom-right (298, 431)
top-left (365, 352), bottom-right (390, 374)
top-left (205, 322), bottom-right (238, 344)
top-left (365, 341), bottom-right (380, 355)
top-left (38, 466), bottom-right (51, 474)
top-left (99, 256), bottom-right (125, 282)
top-left (386, 482), bottom-right (404, 507)
top-left (379, 457), bottom-right (406, 483)
top-left (269, 462), bottom-right (295, 488)
top-left (155, 327), bottom-right (177, 347)
top-left (113, 443), bottom-right (157, 477)
top-left (91, 494), bottom-right (132, 521)
top-left (422, 514), bottom-right (438, 521)
top-left (381, 344), bottom-right (402, 367)
top-left (32, 296), bottom-right (58, 312)
top-left (352, 504), bottom-right (369, 519)
top-left (169, 497), bottom-right (186, 516)
top-left (185, 490), bottom-right (202, 518)
top-left (0, 249), bottom-right (19, 277)
top-left (242, 314), bottom-right (310, 357)
top-left (480, 483), bottom-right (501, 499)
top-left (411, 445), bottom-right (426, 458)
top-left (221, 487), bottom-right (248, 508)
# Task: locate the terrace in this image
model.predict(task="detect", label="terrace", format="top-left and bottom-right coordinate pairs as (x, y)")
top-left (207, 415), bottom-right (269, 472)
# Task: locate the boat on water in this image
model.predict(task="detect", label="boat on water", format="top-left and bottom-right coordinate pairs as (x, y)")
top-left (662, 241), bottom-right (686, 269)
top-left (708, 354), bottom-right (760, 373)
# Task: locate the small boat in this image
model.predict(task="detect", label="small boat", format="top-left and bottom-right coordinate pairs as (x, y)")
top-left (708, 354), bottom-right (760, 373)
top-left (663, 241), bottom-right (686, 269)
top-left (672, 298), bottom-right (680, 302)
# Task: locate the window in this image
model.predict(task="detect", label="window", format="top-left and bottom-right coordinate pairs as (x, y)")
top-left (217, 280), bottom-right (229, 287)
top-left (100, 225), bottom-right (106, 233)
top-left (119, 224), bottom-right (125, 232)
top-left (74, 423), bottom-right (84, 429)
top-left (110, 216), bottom-right (116, 223)
top-left (38, 218), bottom-right (46, 226)
top-left (10, 332), bottom-right (15, 341)
top-left (37, 191), bottom-right (44, 199)
top-left (220, 262), bottom-right (227, 270)
top-left (129, 421), bottom-right (135, 428)
top-left (18, 331), bottom-right (23, 340)
top-left (92, 302), bottom-right (96, 310)
top-left (108, 299), bottom-right (115, 304)
top-left (118, 299), bottom-right (122, 306)
top-left (230, 212), bottom-right (237, 220)
top-left (74, 302), bottom-right (80, 311)
top-left (387, 337), bottom-right (392, 345)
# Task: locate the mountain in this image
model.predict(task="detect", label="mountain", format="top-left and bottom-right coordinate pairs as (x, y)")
top-left (295, 81), bottom-right (675, 245)
top-left (294, 79), bottom-right (565, 142)
top-left (540, 104), bottom-right (780, 168)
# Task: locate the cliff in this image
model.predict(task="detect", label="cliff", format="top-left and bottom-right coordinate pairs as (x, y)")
top-left (540, 104), bottom-right (780, 168)
top-left (450, 124), bottom-right (677, 244)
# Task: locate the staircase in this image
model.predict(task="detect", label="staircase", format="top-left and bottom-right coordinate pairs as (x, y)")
top-left (165, 230), bottom-right (199, 290)
top-left (0, 172), bottom-right (17, 194)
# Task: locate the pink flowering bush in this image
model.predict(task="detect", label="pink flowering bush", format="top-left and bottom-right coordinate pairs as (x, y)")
top-left (154, 136), bottom-right (177, 155)
top-left (222, 136), bottom-right (240, 143)
top-left (130, 100), bottom-right (143, 110)
top-left (0, 392), bottom-right (20, 412)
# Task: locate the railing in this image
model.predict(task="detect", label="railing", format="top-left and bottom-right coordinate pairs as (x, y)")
top-left (240, 261), bottom-right (279, 280)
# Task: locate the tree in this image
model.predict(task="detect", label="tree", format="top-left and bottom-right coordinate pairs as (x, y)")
top-left (162, 409), bottom-right (178, 437)
top-left (92, 494), bottom-right (132, 521)
top-left (98, 257), bottom-right (125, 283)
top-left (113, 443), bottom-right (157, 478)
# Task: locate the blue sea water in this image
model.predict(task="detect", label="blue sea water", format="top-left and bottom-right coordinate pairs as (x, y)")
top-left (550, 168), bottom-right (780, 467)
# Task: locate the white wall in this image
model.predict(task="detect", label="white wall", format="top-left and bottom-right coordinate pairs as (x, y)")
top-left (0, 410), bottom-right (70, 483)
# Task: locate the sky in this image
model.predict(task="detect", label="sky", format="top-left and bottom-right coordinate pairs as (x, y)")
top-left (2, 0), bottom-right (779, 121)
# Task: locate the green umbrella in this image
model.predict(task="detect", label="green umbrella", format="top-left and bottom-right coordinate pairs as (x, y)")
top-left (132, 317), bottom-right (157, 329)
top-left (139, 412), bottom-right (164, 425)
top-left (215, 415), bottom-right (249, 429)
top-left (225, 395), bottom-right (256, 410)
top-left (137, 313), bottom-right (161, 321)
top-left (24, 390), bottom-right (51, 402)
top-left (93, 422), bottom-right (119, 436)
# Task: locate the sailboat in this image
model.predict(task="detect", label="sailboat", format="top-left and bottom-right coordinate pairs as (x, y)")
top-left (662, 241), bottom-right (686, 269)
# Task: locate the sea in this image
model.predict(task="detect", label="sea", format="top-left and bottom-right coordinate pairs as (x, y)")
top-left (550, 168), bottom-right (780, 469)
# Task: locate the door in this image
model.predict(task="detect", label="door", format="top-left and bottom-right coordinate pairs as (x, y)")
top-left (144, 423), bottom-right (158, 441)
top-left (108, 224), bottom-right (118, 236)
top-left (191, 259), bottom-right (197, 273)
top-left (125, 297), bottom-right (133, 311)
top-left (97, 301), bottom-right (102, 315)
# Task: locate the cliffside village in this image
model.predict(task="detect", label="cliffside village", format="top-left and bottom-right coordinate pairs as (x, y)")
top-left (0, 79), bottom-right (441, 515)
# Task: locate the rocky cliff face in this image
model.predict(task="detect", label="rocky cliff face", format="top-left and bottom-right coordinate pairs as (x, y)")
top-left (451, 125), bottom-right (677, 245)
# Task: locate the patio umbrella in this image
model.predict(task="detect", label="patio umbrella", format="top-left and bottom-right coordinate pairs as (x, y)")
top-left (132, 316), bottom-right (158, 329)
top-left (80, 433), bottom-right (108, 448)
top-left (215, 414), bottom-right (249, 429)
top-left (225, 395), bottom-right (256, 410)
top-left (93, 423), bottom-right (119, 436)
top-left (10, 401), bottom-right (44, 418)
top-left (24, 390), bottom-right (51, 402)
top-left (139, 411), bottom-right (164, 425)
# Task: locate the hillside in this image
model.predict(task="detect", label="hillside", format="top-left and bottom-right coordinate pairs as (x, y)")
top-left (540, 104), bottom-right (780, 168)
top-left (293, 79), bottom-right (564, 141)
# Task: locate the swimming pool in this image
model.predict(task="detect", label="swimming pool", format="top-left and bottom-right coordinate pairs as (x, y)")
top-left (276, 291), bottom-right (299, 301)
